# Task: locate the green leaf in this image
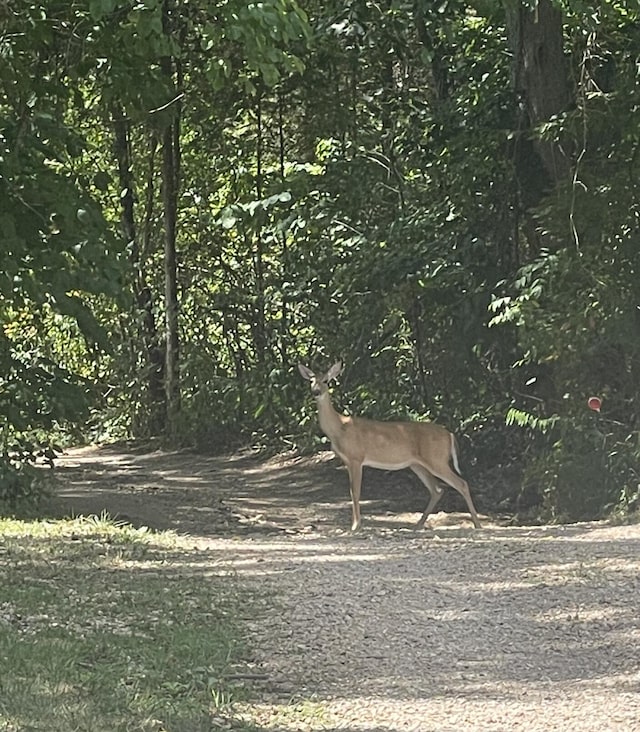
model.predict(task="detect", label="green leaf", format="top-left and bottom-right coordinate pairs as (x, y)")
top-left (93, 171), bottom-right (112, 191)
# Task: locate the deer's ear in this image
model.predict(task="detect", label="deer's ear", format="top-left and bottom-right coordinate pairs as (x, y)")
top-left (326, 361), bottom-right (344, 381)
top-left (298, 363), bottom-right (314, 381)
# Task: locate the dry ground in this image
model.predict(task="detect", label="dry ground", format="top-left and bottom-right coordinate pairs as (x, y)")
top-left (44, 445), bottom-right (640, 731)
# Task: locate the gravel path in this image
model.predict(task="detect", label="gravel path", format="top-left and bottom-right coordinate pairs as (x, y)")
top-left (218, 523), bottom-right (640, 731)
top-left (52, 447), bottom-right (640, 730)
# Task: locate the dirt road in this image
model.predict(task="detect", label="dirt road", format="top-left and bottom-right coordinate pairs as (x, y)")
top-left (48, 446), bottom-right (640, 731)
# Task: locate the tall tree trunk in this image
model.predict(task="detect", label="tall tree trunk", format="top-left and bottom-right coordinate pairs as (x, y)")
top-left (507, 0), bottom-right (572, 228)
top-left (253, 93), bottom-right (267, 364)
top-left (506, 0), bottom-right (573, 409)
top-left (511, 0), bottom-right (571, 184)
top-left (140, 133), bottom-right (166, 432)
top-left (414, 5), bottom-right (450, 102)
top-left (161, 0), bottom-right (181, 434)
top-left (162, 121), bottom-right (180, 432)
top-left (112, 104), bottom-right (165, 432)
top-left (278, 90), bottom-right (289, 366)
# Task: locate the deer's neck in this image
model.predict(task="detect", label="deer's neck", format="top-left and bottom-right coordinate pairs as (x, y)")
top-left (315, 392), bottom-right (345, 440)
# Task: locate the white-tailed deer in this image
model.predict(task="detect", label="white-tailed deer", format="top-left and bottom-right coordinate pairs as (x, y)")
top-left (298, 361), bottom-right (481, 531)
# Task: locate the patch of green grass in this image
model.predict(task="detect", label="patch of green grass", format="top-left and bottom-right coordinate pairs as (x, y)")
top-left (0, 515), bottom-right (261, 731)
top-left (238, 698), bottom-right (332, 732)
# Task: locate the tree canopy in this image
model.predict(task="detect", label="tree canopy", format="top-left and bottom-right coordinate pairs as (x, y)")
top-left (2, 0), bottom-right (639, 520)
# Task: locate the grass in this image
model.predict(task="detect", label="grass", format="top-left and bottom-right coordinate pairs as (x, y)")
top-left (0, 514), bottom-right (261, 732)
top-left (243, 698), bottom-right (332, 731)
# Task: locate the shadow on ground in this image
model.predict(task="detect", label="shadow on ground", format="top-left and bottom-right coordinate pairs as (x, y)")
top-left (43, 444), bottom-right (489, 537)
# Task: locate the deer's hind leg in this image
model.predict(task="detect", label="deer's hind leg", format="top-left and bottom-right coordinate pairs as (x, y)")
top-left (428, 464), bottom-right (482, 529)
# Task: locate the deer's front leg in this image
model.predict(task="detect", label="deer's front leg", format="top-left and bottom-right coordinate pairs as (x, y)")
top-left (345, 461), bottom-right (363, 531)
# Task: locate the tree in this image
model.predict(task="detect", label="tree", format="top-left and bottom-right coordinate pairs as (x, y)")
top-left (491, 0), bottom-right (640, 518)
top-left (0, 0), bottom-right (125, 504)
top-left (2, 0), bottom-right (639, 521)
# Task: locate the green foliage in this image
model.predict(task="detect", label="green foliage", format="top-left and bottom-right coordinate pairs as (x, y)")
top-left (2, 0), bottom-right (640, 523)
top-left (520, 413), bottom-right (640, 522)
top-left (477, 0), bottom-right (640, 520)
top-left (204, 0), bottom-right (311, 90)
top-left (506, 408), bottom-right (558, 434)
top-left (0, 1), bottom-right (126, 507)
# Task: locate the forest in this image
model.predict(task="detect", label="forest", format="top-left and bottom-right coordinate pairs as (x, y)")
top-left (2, 0), bottom-right (639, 522)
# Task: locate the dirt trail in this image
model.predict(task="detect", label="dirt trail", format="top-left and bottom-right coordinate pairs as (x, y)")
top-left (47, 443), bottom-right (482, 535)
top-left (47, 446), bottom-right (640, 731)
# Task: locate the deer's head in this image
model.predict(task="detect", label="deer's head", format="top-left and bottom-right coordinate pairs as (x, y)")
top-left (298, 361), bottom-right (343, 399)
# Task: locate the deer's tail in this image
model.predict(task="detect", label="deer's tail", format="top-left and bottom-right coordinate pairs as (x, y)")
top-left (450, 433), bottom-right (463, 476)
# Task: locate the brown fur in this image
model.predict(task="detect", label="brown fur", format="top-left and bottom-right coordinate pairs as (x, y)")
top-left (299, 361), bottom-right (481, 531)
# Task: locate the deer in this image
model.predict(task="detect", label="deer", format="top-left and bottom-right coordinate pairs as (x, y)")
top-left (298, 361), bottom-right (481, 532)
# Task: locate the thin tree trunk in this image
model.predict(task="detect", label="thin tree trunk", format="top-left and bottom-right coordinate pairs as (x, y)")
top-left (112, 104), bottom-right (136, 250)
top-left (414, 5), bottom-right (450, 102)
top-left (278, 90), bottom-right (289, 366)
top-left (161, 0), bottom-right (181, 434)
top-left (112, 104), bottom-right (165, 432)
top-left (162, 121), bottom-right (180, 432)
top-left (253, 94), bottom-right (266, 364)
top-left (140, 133), bottom-right (166, 431)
